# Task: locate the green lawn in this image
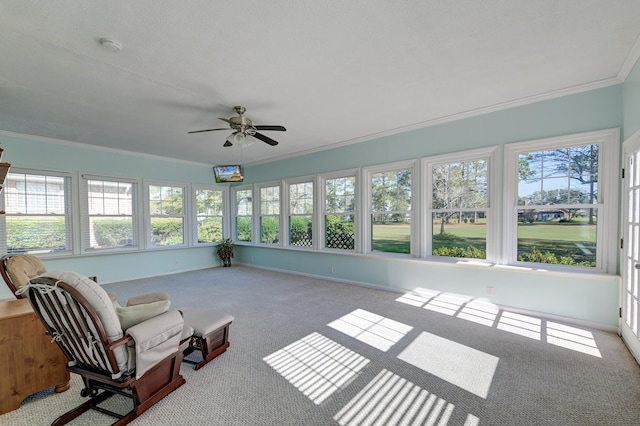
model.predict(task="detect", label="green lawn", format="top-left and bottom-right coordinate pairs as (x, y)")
top-left (372, 220), bottom-right (597, 265)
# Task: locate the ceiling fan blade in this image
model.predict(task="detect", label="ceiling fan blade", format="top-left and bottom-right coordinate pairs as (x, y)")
top-left (187, 128), bottom-right (228, 134)
top-left (254, 125), bottom-right (286, 131)
top-left (218, 117), bottom-right (233, 124)
top-left (253, 132), bottom-right (279, 146)
top-left (223, 140), bottom-right (233, 147)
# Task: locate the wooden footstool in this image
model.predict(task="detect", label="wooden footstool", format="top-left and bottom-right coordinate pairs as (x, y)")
top-left (182, 310), bottom-right (233, 370)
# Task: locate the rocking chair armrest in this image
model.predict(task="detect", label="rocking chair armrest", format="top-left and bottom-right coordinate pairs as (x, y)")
top-left (108, 335), bottom-right (134, 350)
top-left (125, 310), bottom-right (185, 379)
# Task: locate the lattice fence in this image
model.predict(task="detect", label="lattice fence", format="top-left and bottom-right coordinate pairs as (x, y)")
top-left (290, 231), bottom-right (312, 247)
top-left (326, 232), bottom-right (355, 250)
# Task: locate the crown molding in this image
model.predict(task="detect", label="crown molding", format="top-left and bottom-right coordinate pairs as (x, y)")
top-left (618, 33), bottom-right (640, 82)
top-left (246, 77), bottom-right (621, 166)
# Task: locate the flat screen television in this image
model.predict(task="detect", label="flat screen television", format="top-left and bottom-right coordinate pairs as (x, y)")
top-left (213, 165), bottom-right (243, 183)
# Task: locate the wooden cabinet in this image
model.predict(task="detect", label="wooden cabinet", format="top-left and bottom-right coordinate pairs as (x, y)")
top-left (0, 298), bottom-right (70, 414)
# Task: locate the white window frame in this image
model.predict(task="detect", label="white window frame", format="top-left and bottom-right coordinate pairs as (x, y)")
top-left (503, 128), bottom-right (619, 273)
top-left (283, 176), bottom-right (316, 250)
top-left (1, 167), bottom-right (74, 257)
top-left (318, 169), bottom-right (359, 252)
top-left (256, 181), bottom-right (282, 246)
top-left (192, 184), bottom-right (228, 246)
top-left (231, 185), bottom-right (254, 244)
top-left (144, 180), bottom-right (189, 249)
top-left (80, 174), bottom-right (141, 254)
top-left (363, 160), bottom-right (418, 257)
top-left (422, 146), bottom-right (498, 263)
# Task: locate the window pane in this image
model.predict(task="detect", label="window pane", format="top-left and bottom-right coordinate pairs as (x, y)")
top-left (517, 208), bottom-right (597, 267)
top-left (4, 172), bottom-right (72, 254)
top-left (150, 185), bottom-right (183, 215)
top-left (86, 179), bottom-right (136, 251)
top-left (371, 168), bottom-right (412, 254)
top-left (290, 182), bottom-right (313, 214)
top-left (432, 212), bottom-right (487, 259)
top-left (515, 142), bottom-right (600, 268)
top-left (518, 144), bottom-right (598, 205)
top-left (372, 216), bottom-right (410, 254)
top-left (195, 188), bottom-right (223, 243)
top-left (371, 170), bottom-right (412, 211)
top-left (290, 215), bottom-right (312, 247)
top-left (236, 190), bottom-right (252, 215)
top-left (326, 177), bottom-right (355, 213)
top-left (326, 214), bottom-right (354, 250)
top-left (149, 184), bottom-right (184, 246)
top-left (150, 218), bottom-right (184, 246)
top-left (197, 216), bottom-right (222, 243)
top-left (432, 160), bottom-right (487, 209)
top-left (237, 216), bottom-right (252, 242)
top-left (89, 217), bottom-right (134, 249)
top-left (196, 189), bottom-right (222, 216)
top-left (261, 216), bottom-right (279, 244)
top-left (261, 186), bottom-right (280, 215)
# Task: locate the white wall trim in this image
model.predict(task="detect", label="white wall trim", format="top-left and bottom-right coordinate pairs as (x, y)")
top-left (244, 78), bottom-right (622, 167)
top-left (618, 33), bottom-right (640, 82)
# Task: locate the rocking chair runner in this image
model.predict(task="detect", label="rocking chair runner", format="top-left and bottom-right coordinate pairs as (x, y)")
top-left (21, 270), bottom-right (187, 426)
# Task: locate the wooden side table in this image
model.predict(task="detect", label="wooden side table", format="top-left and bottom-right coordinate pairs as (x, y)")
top-left (0, 298), bottom-right (70, 414)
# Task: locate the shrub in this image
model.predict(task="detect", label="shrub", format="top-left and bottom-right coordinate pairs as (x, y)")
top-left (433, 246), bottom-right (486, 259)
top-left (93, 219), bottom-right (133, 248)
top-left (518, 246), bottom-right (595, 267)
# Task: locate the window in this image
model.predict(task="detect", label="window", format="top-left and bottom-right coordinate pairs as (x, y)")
top-left (424, 147), bottom-right (496, 261)
top-left (322, 172), bottom-right (357, 251)
top-left (147, 183), bottom-right (186, 247)
top-left (81, 175), bottom-right (138, 252)
top-left (365, 162), bottom-right (414, 255)
top-left (259, 184), bottom-right (280, 244)
top-left (234, 187), bottom-right (253, 242)
top-left (2, 169), bottom-right (73, 255)
top-left (504, 129), bottom-right (619, 272)
top-left (286, 179), bottom-right (314, 248)
top-left (194, 186), bottom-right (225, 244)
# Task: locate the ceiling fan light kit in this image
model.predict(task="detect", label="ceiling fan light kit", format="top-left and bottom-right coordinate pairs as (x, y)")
top-left (188, 106), bottom-right (286, 147)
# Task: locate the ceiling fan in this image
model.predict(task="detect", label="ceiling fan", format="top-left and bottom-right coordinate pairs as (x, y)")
top-left (187, 106), bottom-right (286, 147)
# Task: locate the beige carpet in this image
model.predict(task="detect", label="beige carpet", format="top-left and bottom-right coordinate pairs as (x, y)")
top-left (2, 265), bottom-right (640, 425)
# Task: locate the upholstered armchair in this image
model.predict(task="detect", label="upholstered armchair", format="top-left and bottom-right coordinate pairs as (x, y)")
top-left (19, 270), bottom-right (188, 425)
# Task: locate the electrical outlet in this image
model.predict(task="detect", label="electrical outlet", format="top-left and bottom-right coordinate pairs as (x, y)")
top-left (486, 285), bottom-right (493, 295)
top-left (330, 266), bottom-right (334, 273)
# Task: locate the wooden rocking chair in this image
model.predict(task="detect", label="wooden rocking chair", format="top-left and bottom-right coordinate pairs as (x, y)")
top-left (21, 270), bottom-right (187, 425)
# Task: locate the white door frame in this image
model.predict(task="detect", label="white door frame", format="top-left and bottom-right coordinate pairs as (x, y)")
top-left (621, 129), bottom-right (640, 363)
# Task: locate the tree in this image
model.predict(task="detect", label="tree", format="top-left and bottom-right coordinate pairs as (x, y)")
top-left (432, 160), bottom-right (487, 234)
top-left (521, 145), bottom-right (598, 224)
top-left (371, 170), bottom-right (411, 223)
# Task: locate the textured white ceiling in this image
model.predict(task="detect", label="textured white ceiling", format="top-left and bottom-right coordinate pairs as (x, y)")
top-left (1, 1), bottom-right (639, 165)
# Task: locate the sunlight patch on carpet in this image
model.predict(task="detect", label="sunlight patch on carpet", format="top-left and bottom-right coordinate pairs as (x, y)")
top-left (396, 288), bottom-right (603, 357)
top-left (327, 309), bottom-right (413, 352)
top-left (334, 369), bottom-right (456, 426)
top-left (264, 332), bottom-right (370, 405)
top-left (497, 311), bottom-right (542, 340)
top-left (398, 332), bottom-right (498, 399)
top-left (457, 300), bottom-right (500, 327)
top-left (546, 321), bottom-right (602, 357)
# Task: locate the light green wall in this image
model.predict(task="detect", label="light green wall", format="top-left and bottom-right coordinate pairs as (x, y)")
top-left (624, 57), bottom-right (640, 139)
top-left (239, 84), bottom-right (624, 329)
top-left (0, 133), bottom-right (219, 299)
